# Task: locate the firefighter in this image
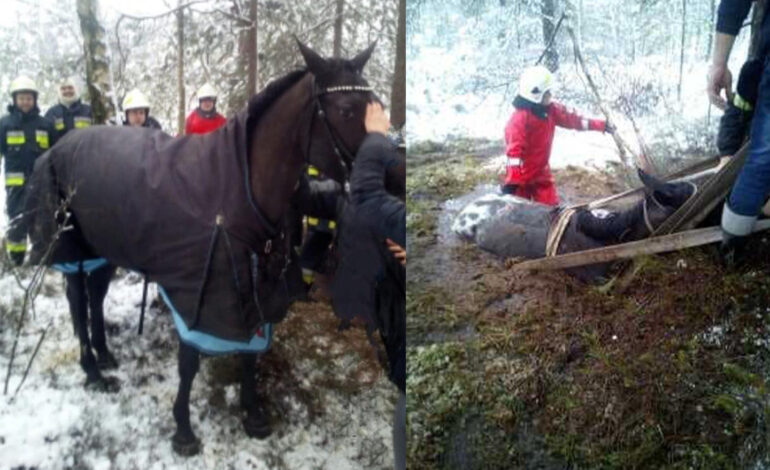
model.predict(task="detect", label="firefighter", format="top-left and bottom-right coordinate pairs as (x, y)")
top-left (710, 0), bottom-right (770, 263)
top-left (122, 89), bottom-right (162, 129)
top-left (44, 77), bottom-right (92, 142)
top-left (44, 76), bottom-right (117, 371)
top-left (0, 76), bottom-right (56, 265)
top-left (502, 65), bottom-right (614, 206)
top-left (185, 83), bottom-right (226, 135)
top-left (298, 165), bottom-right (339, 289)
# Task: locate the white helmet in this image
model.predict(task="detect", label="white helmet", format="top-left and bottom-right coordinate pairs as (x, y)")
top-left (122, 89), bottom-right (151, 111)
top-left (197, 83), bottom-right (217, 100)
top-left (518, 66), bottom-right (554, 103)
top-left (10, 76), bottom-right (38, 97)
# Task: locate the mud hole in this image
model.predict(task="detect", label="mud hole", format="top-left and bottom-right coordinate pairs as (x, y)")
top-left (408, 138), bottom-right (770, 469)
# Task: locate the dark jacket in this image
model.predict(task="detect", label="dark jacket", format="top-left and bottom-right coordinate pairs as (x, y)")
top-left (717, 59), bottom-right (763, 155)
top-left (332, 133), bottom-right (406, 392)
top-left (44, 100), bottom-right (92, 141)
top-left (123, 115), bottom-right (162, 130)
top-left (0, 105), bottom-right (56, 182)
top-left (718, 0), bottom-right (770, 59)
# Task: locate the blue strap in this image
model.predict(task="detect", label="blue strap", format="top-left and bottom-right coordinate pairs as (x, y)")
top-left (52, 258), bottom-right (109, 274)
top-left (158, 286), bottom-right (273, 355)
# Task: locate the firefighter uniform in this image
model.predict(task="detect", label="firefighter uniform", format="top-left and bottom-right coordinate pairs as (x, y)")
top-left (0, 77), bottom-right (56, 265)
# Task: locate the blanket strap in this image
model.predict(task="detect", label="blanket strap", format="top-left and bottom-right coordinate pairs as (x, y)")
top-left (138, 274), bottom-right (149, 335)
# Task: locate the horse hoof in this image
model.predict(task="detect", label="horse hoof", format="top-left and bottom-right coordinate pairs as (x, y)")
top-left (243, 414), bottom-right (271, 439)
top-left (84, 375), bottom-right (120, 393)
top-left (96, 351), bottom-right (119, 370)
top-left (172, 433), bottom-right (201, 456)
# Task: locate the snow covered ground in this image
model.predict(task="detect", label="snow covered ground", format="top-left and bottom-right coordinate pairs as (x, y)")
top-left (407, 25), bottom-right (752, 172)
top-left (0, 269), bottom-right (395, 469)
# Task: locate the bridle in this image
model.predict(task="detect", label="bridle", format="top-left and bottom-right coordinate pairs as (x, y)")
top-left (306, 76), bottom-right (374, 179)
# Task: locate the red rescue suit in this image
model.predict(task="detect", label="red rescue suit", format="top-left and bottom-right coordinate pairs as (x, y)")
top-left (185, 108), bottom-right (227, 135)
top-left (504, 100), bottom-right (606, 205)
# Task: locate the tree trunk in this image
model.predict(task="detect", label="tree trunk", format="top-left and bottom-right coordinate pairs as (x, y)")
top-left (390, 0), bottom-right (406, 130)
top-left (176, 2), bottom-right (185, 135)
top-left (333, 0), bottom-right (344, 57)
top-left (706, 0), bottom-right (715, 60)
top-left (76, 0), bottom-right (114, 125)
top-left (678, 0), bottom-right (686, 101)
top-left (750, 0), bottom-right (768, 58)
top-left (541, 0), bottom-right (559, 71)
top-left (247, 0), bottom-right (258, 96)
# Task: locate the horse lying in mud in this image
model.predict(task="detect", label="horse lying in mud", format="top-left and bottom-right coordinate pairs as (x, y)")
top-left (24, 40), bottom-right (378, 456)
top-left (452, 169), bottom-right (711, 281)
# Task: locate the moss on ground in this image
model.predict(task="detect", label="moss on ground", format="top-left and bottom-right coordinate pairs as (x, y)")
top-left (408, 140), bottom-right (770, 469)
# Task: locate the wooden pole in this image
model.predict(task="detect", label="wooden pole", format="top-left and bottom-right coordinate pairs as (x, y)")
top-left (514, 219), bottom-right (770, 272)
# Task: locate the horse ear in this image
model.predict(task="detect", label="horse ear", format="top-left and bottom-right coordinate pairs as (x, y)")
top-left (350, 41), bottom-right (377, 74)
top-left (295, 37), bottom-right (328, 76)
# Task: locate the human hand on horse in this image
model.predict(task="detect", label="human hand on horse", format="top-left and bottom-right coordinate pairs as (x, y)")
top-left (365, 101), bottom-right (391, 136)
top-left (386, 238), bottom-right (406, 266)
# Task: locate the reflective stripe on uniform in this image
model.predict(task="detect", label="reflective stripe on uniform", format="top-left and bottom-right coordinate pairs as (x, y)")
top-left (302, 268), bottom-right (314, 285)
top-left (6, 240), bottom-right (27, 253)
top-left (6, 131), bottom-right (24, 145)
top-left (307, 165), bottom-right (320, 177)
top-left (74, 116), bottom-right (92, 129)
top-left (307, 217), bottom-right (336, 232)
top-left (734, 94), bottom-right (753, 112)
top-left (506, 157), bottom-right (522, 167)
top-left (54, 118), bottom-right (65, 131)
top-left (36, 130), bottom-right (49, 149)
top-left (5, 172), bottom-right (24, 186)
top-left (721, 201), bottom-right (756, 237)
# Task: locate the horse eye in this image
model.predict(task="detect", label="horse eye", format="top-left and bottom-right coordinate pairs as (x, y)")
top-left (339, 107), bottom-right (354, 119)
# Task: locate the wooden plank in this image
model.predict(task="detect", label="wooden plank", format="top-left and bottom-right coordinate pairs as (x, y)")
top-left (514, 219), bottom-right (770, 272)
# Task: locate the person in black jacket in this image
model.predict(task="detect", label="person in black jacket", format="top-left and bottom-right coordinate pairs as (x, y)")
top-left (45, 76), bottom-right (118, 374)
top-left (298, 165), bottom-right (339, 289)
top-left (0, 76), bottom-right (56, 265)
top-left (332, 102), bottom-right (405, 470)
top-left (44, 77), bottom-right (93, 142)
top-left (717, 59), bottom-right (762, 156)
top-left (121, 89), bottom-right (162, 130)
top-left (709, 1), bottom-right (770, 261)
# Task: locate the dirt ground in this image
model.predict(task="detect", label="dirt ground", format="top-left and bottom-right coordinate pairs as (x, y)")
top-left (407, 138), bottom-right (770, 470)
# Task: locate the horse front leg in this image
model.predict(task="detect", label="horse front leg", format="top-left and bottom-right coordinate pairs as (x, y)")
top-left (172, 340), bottom-right (201, 456)
top-left (65, 272), bottom-right (104, 388)
top-left (240, 353), bottom-right (271, 439)
top-left (87, 265), bottom-right (118, 370)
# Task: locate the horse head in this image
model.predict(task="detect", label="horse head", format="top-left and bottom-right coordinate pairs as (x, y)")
top-left (297, 39), bottom-right (377, 184)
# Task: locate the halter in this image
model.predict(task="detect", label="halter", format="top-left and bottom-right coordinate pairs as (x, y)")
top-left (306, 76), bottom-right (374, 178)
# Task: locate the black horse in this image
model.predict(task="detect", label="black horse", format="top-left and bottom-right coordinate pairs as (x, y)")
top-left (453, 169), bottom-right (711, 281)
top-left (24, 40), bottom-right (377, 455)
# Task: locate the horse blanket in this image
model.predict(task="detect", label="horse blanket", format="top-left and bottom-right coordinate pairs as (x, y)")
top-left (25, 83), bottom-right (296, 345)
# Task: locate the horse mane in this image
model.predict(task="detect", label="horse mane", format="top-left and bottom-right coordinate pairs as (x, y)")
top-left (245, 68), bottom-right (308, 126)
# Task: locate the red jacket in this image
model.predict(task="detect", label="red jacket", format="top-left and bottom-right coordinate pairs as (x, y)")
top-left (185, 109), bottom-right (227, 135)
top-left (504, 101), bottom-right (605, 186)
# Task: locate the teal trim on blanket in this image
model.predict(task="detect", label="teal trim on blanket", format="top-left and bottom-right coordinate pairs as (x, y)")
top-left (158, 286), bottom-right (272, 355)
top-left (51, 258), bottom-right (109, 274)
